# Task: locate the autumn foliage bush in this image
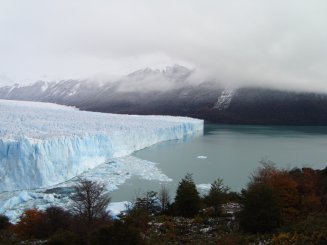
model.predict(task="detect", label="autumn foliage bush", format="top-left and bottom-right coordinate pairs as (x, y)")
top-left (13, 209), bottom-right (48, 239)
top-left (240, 162), bottom-right (327, 233)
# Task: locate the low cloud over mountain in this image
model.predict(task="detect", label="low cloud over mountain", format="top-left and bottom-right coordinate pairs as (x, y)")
top-left (0, 1), bottom-right (327, 93)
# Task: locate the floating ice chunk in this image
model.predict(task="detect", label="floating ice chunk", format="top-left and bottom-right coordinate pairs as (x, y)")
top-left (197, 155), bottom-right (207, 159)
top-left (63, 155), bottom-right (172, 192)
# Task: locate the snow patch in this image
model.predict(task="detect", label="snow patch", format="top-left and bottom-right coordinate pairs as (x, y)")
top-left (41, 82), bottom-right (49, 92)
top-left (213, 89), bottom-right (235, 110)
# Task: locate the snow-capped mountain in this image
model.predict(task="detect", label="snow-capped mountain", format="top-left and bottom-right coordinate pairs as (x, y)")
top-left (0, 65), bottom-right (209, 107)
top-left (0, 65), bottom-right (224, 115)
top-left (2, 65), bottom-right (327, 125)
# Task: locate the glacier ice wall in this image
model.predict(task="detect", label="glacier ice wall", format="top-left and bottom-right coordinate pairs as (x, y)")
top-left (0, 100), bottom-right (203, 191)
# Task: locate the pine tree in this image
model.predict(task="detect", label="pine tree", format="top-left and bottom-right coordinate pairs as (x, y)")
top-left (174, 174), bottom-right (201, 217)
top-left (204, 178), bottom-right (229, 215)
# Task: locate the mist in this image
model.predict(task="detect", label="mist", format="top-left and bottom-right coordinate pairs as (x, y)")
top-left (0, 0), bottom-right (327, 93)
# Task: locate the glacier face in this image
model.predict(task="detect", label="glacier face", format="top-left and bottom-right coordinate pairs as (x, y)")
top-left (0, 99), bottom-right (203, 191)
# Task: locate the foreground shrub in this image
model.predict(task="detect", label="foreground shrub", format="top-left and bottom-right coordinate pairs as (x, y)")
top-left (44, 206), bottom-right (72, 236)
top-left (276, 214), bottom-right (327, 245)
top-left (13, 209), bottom-right (47, 239)
top-left (240, 183), bottom-right (281, 233)
top-left (90, 220), bottom-right (144, 245)
top-left (0, 215), bottom-right (16, 245)
top-left (47, 230), bottom-right (79, 245)
top-left (0, 215), bottom-right (10, 231)
top-left (216, 233), bottom-right (265, 245)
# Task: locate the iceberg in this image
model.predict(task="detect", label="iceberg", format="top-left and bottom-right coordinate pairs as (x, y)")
top-left (0, 99), bottom-right (203, 191)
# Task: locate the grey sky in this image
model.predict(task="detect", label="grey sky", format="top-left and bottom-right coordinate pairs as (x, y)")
top-left (0, 0), bottom-right (326, 92)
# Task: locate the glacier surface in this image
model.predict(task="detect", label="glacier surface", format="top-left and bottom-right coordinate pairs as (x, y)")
top-left (0, 99), bottom-right (203, 191)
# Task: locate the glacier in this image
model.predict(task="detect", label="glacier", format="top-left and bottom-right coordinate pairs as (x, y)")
top-left (0, 99), bottom-right (203, 191)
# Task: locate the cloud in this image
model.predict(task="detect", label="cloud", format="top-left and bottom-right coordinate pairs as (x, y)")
top-left (0, 0), bottom-right (327, 93)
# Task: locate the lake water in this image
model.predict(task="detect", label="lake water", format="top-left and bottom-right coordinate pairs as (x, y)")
top-left (110, 123), bottom-right (327, 201)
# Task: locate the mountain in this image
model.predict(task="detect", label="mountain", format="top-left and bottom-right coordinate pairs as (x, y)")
top-left (0, 65), bottom-right (223, 116)
top-left (1, 65), bottom-right (327, 125)
top-left (211, 88), bottom-right (327, 125)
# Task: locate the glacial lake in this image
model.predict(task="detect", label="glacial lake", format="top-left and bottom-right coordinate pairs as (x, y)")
top-left (110, 123), bottom-right (327, 201)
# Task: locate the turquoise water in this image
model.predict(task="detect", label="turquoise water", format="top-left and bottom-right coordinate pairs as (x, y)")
top-left (110, 124), bottom-right (327, 201)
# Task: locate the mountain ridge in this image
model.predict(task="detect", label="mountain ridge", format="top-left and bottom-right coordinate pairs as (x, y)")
top-left (1, 65), bottom-right (327, 125)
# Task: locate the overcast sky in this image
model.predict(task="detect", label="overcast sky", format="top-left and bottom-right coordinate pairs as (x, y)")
top-left (0, 0), bottom-right (326, 92)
